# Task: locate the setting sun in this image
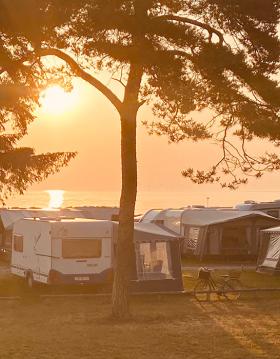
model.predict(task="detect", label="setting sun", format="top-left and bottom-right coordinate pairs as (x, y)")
top-left (40, 86), bottom-right (77, 115)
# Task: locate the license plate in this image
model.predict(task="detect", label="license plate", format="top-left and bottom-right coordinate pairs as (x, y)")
top-left (74, 276), bottom-right (90, 281)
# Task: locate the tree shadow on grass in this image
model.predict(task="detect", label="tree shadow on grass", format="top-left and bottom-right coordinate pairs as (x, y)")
top-left (94, 295), bottom-right (280, 359)
top-left (189, 296), bottom-right (280, 358)
top-left (1, 294), bottom-right (279, 359)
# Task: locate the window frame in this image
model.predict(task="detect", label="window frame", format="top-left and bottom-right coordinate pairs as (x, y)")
top-left (61, 238), bottom-right (102, 259)
top-left (13, 234), bottom-right (24, 253)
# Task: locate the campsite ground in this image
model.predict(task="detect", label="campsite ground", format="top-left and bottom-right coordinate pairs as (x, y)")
top-left (0, 261), bottom-right (280, 358)
top-left (0, 267), bottom-right (279, 296)
top-left (182, 268), bottom-right (280, 290)
top-left (0, 293), bottom-right (280, 359)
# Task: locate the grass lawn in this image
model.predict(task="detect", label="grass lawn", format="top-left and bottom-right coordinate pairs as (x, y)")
top-left (0, 267), bottom-right (279, 299)
top-left (0, 268), bottom-right (279, 358)
top-left (0, 293), bottom-right (280, 359)
top-left (183, 269), bottom-right (280, 291)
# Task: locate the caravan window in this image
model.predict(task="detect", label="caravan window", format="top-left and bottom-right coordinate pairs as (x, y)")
top-left (62, 238), bottom-right (102, 259)
top-left (5, 230), bottom-right (12, 249)
top-left (13, 235), bottom-right (23, 252)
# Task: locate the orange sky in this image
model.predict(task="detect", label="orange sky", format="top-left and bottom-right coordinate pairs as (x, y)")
top-left (19, 75), bottom-right (280, 200)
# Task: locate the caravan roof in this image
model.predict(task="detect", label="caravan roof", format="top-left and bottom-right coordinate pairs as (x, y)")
top-left (140, 209), bottom-right (185, 223)
top-left (235, 199), bottom-right (280, 212)
top-left (261, 226), bottom-right (280, 233)
top-left (134, 222), bottom-right (180, 238)
top-left (180, 209), bottom-right (276, 226)
top-left (15, 218), bottom-right (113, 239)
top-left (0, 209), bottom-right (61, 230)
top-left (21, 217), bottom-right (99, 224)
top-left (140, 209), bottom-right (164, 223)
top-left (143, 208), bottom-right (276, 227)
top-left (0, 208), bottom-right (87, 230)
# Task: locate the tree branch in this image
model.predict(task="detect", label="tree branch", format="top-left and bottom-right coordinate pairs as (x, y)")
top-left (152, 15), bottom-right (224, 45)
top-left (166, 50), bottom-right (194, 61)
top-left (37, 48), bottom-right (123, 114)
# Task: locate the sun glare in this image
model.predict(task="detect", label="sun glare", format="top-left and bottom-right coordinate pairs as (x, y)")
top-left (47, 190), bottom-right (64, 209)
top-left (40, 86), bottom-right (76, 115)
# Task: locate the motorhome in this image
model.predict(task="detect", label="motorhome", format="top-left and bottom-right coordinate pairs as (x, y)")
top-left (11, 218), bottom-right (113, 287)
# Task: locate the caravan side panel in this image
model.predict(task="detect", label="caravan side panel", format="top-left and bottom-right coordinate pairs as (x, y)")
top-left (11, 220), bottom-right (51, 284)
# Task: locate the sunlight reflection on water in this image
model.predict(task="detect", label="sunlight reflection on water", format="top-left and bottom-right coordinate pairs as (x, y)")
top-left (46, 190), bottom-right (64, 209)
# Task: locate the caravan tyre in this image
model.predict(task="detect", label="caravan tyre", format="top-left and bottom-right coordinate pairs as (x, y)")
top-left (26, 272), bottom-right (34, 289)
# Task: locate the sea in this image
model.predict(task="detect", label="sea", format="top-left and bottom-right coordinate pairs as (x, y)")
top-left (4, 189), bottom-right (280, 214)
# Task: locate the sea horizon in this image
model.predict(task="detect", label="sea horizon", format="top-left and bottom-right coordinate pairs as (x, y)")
top-left (3, 189), bottom-right (280, 214)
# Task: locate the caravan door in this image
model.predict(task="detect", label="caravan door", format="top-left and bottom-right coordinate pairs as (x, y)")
top-left (33, 222), bottom-right (52, 284)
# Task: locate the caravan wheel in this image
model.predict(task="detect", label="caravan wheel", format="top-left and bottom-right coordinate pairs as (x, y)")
top-left (26, 272), bottom-right (34, 289)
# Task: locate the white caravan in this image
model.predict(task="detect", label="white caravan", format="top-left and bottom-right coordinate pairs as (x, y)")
top-left (11, 218), bottom-right (113, 287)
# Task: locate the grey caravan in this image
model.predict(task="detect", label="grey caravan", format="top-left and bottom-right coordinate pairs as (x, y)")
top-left (257, 226), bottom-right (280, 274)
top-left (149, 208), bottom-right (279, 260)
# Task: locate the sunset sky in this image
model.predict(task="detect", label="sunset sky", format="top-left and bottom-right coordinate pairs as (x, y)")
top-left (18, 71), bottom-right (280, 204)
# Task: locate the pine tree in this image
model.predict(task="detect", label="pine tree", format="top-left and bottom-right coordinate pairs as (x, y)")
top-left (0, 1), bottom-right (76, 202)
top-left (2, 0), bottom-right (279, 318)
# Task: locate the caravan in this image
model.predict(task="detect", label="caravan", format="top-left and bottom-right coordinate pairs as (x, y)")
top-left (142, 208), bottom-right (279, 259)
top-left (11, 218), bottom-right (113, 287)
top-left (11, 217), bottom-right (183, 292)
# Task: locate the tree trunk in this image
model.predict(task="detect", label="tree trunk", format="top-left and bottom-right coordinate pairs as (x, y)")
top-left (112, 63), bottom-right (143, 320)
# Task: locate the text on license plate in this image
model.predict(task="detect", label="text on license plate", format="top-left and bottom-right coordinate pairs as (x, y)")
top-left (74, 276), bottom-right (90, 281)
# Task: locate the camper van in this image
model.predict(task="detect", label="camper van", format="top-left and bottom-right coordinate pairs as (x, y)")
top-left (11, 218), bottom-right (113, 287)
